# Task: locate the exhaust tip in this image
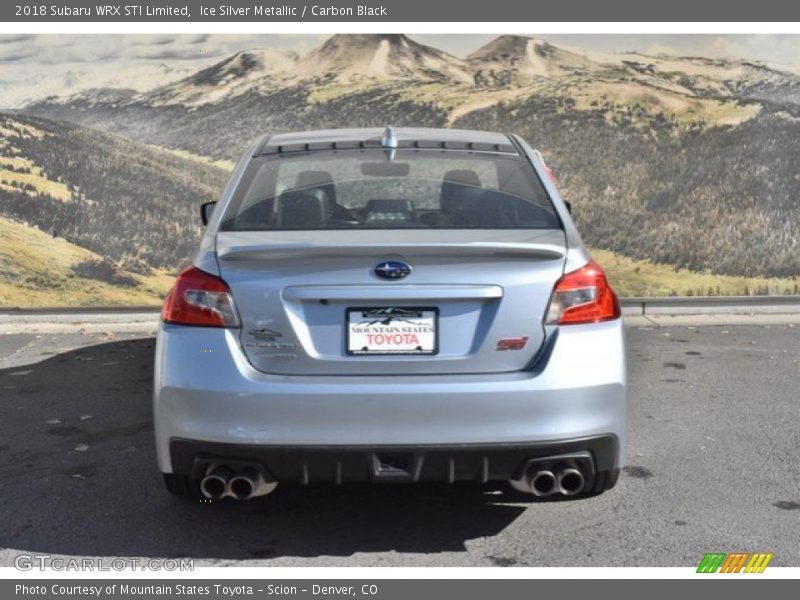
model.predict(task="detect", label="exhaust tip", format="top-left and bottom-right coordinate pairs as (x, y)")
top-left (228, 468), bottom-right (259, 501)
top-left (558, 467), bottom-right (585, 496)
top-left (228, 477), bottom-right (254, 500)
top-left (529, 470), bottom-right (557, 497)
top-left (200, 466), bottom-right (232, 499)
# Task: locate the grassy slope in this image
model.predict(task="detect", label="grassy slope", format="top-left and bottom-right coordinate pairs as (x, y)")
top-left (593, 248), bottom-right (800, 297)
top-left (1, 117), bottom-right (73, 202)
top-left (0, 155), bottom-right (73, 202)
top-left (147, 143), bottom-right (236, 172)
top-left (0, 217), bottom-right (171, 307)
top-left (0, 111), bottom-right (227, 273)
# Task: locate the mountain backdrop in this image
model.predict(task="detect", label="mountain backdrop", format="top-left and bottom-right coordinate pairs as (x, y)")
top-left (4, 34), bottom-right (800, 305)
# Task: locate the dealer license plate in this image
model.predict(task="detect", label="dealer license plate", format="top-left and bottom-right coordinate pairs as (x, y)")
top-left (346, 307), bottom-right (438, 355)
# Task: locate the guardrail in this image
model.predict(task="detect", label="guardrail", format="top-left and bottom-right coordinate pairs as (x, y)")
top-left (620, 295), bottom-right (800, 316)
top-left (0, 305), bottom-right (161, 315)
top-left (1, 296), bottom-right (800, 317)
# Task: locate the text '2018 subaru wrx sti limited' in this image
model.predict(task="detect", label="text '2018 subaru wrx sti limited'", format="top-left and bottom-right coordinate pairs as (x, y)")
top-left (154, 127), bottom-right (626, 501)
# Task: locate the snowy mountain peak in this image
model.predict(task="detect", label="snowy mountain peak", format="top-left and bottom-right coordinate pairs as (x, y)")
top-left (187, 49), bottom-right (299, 87)
top-left (146, 48), bottom-right (299, 107)
top-left (468, 35), bottom-right (596, 82)
top-left (297, 34), bottom-right (472, 83)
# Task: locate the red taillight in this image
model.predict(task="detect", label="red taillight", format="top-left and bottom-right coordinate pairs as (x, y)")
top-left (162, 266), bottom-right (240, 328)
top-left (546, 260), bottom-right (621, 325)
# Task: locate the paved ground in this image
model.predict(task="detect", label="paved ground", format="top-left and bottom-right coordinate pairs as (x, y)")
top-left (0, 323), bottom-right (798, 567)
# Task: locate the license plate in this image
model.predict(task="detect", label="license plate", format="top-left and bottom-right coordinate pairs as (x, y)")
top-left (346, 307), bottom-right (438, 355)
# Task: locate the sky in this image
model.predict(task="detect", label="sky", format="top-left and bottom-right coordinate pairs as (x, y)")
top-left (2, 34), bottom-right (800, 108)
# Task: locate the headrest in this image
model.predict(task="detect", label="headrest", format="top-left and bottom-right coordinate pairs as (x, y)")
top-left (441, 170), bottom-right (483, 215)
top-left (442, 170), bottom-right (482, 188)
top-left (453, 189), bottom-right (536, 228)
top-left (276, 190), bottom-right (331, 228)
top-left (296, 170), bottom-right (334, 188)
top-left (295, 170), bottom-right (336, 204)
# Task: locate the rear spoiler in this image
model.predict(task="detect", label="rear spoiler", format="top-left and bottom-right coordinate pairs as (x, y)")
top-left (217, 242), bottom-right (564, 262)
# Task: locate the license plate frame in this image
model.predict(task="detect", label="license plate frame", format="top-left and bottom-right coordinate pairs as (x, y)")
top-left (345, 306), bottom-right (439, 356)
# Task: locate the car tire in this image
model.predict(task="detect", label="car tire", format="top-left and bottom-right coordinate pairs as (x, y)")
top-left (163, 473), bottom-right (200, 499)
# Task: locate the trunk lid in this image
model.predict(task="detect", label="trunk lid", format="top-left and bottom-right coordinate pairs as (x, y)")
top-left (216, 229), bottom-right (566, 375)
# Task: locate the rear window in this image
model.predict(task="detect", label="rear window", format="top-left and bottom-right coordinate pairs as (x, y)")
top-left (220, 149), bottom-right (560, 231)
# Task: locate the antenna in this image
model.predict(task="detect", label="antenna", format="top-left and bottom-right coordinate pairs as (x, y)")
top-left (381, 126), bottom-right (398, 149)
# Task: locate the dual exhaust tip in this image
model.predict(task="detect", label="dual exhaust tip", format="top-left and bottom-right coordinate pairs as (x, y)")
top-left (528, 466), bottom-right (585, 497)
top-left (200, 465), bottom-right (277, 501)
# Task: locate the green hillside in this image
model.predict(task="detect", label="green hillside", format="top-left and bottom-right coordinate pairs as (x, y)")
top-left (0, 112), bottom-right (228, 274)
top-left (0, 216), bottom-right (169, 306)
top-left (594, 249), bottom-right (800, 297)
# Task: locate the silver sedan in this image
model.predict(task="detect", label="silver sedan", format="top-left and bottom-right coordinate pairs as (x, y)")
top-left (154, 127), bottom-right (627, 501)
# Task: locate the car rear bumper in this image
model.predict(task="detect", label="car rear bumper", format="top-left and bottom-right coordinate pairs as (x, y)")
top-left (154, 319), bottom-right (627, 478)
top-left (169, 436), bottom-right (618, 485)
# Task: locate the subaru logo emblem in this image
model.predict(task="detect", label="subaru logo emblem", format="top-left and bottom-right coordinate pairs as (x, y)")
top-left (373, 261), bottom-right (411, 280)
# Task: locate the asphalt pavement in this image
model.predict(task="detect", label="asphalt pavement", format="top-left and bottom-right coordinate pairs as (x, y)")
top-left (0, 322), bottom-right (798, 567)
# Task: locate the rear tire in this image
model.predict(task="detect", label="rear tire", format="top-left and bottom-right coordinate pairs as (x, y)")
top-left (163, 473), bottom-right (201, 499)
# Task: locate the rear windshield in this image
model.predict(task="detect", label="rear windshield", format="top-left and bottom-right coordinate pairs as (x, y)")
top-left (220, 149), bottom-right (560, 231)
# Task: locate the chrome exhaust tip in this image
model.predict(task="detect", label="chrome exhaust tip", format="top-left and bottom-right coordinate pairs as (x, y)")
top-left (528, 470), bottom-right (557, 497)
top-left (228, 468), bottom-right (259, 501)
top-left (200, 466), bottom-right (232, 499)
top-left (557, 467), bottom-right (585, 496)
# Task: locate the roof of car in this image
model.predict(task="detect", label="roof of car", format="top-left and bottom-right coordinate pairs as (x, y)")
top-left (256, 127), bottom-right (518, 156)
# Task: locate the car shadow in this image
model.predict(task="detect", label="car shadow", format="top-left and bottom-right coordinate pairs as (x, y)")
top-left (0, 338), bottom-right (532, 561)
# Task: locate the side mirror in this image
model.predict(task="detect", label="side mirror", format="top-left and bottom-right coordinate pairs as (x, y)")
top-left (201, 201), bottom-right (216, 226)
top-left (564, 200), bottom-right (572, 214)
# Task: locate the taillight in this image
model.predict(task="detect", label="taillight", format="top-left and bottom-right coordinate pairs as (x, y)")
top-left (162, 266), bottom-right (240, 328)
top-left (545, 260), bottom-right (621, 325)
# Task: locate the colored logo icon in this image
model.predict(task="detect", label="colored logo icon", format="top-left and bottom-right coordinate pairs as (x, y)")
top-left (696, 552), bottom-right (773, 573)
